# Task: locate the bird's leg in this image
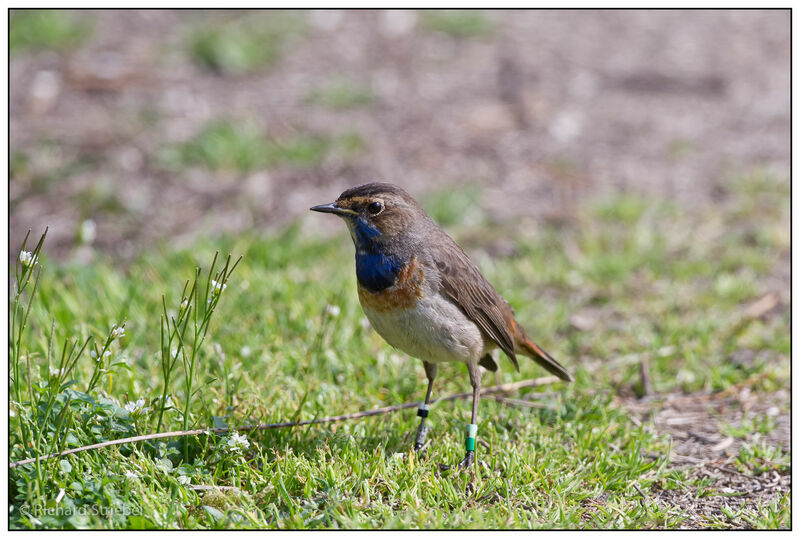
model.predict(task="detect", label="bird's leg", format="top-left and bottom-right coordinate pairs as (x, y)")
top-left (414, 362), bottom-right (437, 452)
top-left (458, 362), bottom-right (481, 469)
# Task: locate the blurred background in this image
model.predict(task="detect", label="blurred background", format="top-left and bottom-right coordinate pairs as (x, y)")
top-left (9, 9), bottom-right (789, 261)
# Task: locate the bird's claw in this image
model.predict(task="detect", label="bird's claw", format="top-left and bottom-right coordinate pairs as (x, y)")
top-left (458, 450), bottom-right (475, 470)
top-left (438, 451), bottom-right (475, 472)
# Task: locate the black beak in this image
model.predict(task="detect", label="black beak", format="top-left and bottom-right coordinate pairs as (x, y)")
top-left (310, 202), bottom-right (356, 216)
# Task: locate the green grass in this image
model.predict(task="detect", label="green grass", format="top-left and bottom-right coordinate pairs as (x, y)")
top-left (703, 494), bottom-right (791, 529)
top-left (305, 78), bottom-right (375, 110)
top-left (187, 12), bottom-right (305, 75)
top-left (8, 172), bottom-right (789, 529)
top-left (158, 120), bottom-right (364, 173)
top-left (420, 10), bottom-right (494, 39)
top-left (734, 441), bottom-right (789, 476)
top-left (10, 9), bottom-right (92, 54)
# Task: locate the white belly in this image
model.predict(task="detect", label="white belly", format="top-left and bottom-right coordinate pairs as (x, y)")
top-left (361, 293), bottom-right (486, 364)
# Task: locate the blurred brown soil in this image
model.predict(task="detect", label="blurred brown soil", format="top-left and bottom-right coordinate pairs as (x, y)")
top-left (9, 9), bottom-right (789, 260)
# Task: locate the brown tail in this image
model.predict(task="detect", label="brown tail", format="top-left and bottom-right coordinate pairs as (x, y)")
top-left (514, 324), bottom-right (573, 382)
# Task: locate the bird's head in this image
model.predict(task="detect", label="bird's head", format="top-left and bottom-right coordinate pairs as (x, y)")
top-left (310, 182), bottom-right (423, 251)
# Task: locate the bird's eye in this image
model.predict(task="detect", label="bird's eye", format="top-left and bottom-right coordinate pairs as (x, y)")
top-left (367, 201), bottom-right (383, 215)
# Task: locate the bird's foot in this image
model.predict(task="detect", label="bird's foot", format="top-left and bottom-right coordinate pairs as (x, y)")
top-left (458, 450), bottom-right (475, 470)
top-left (438, 451), bottom-right (475, 471)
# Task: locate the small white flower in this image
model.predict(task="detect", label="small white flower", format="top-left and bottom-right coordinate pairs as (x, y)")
top-left (165, 396), bottom-right (174, 408)
top-left (19, 250), bottom-right (38, 268)
top-left (179, 299), bottom-right (189, 312)
top-left (171, 348), bottom-right (178, 359)
top-left (91, 350), bottom-right (98, 359)
top-left (103, 350), bottom-right (111, 359)
top-left (125, 398), bottom-right (148, 414)
top-left (211, 279), bottom-right (227, 296)
top-left (125, 470), bottom-right (139, 479)
top-left (226, 432), bottom-right (250, 453)
top-left (325, 304), bottom-right (341, 318)
top-left (49, 366), bottom-right (65, 377)
top-left (110, 324), bottom-right (126, 339)
top-left (240, 345), bottom-right (252, 358)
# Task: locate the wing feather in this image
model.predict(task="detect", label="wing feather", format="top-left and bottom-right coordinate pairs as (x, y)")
top-left (433, 236), bottom-right (520, 371)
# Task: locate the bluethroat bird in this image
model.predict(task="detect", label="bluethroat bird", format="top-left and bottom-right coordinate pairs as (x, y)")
top-left (311, 183), bottom-right (572, 469)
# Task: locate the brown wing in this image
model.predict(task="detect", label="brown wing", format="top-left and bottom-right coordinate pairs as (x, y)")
top-left (433, 235), bottom-right (520, 372)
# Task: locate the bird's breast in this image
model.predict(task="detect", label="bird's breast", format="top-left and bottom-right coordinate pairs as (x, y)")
top-left (357, 255), bottom-right (425, 311)
top-left (358, 257), bottom-right (486, 364)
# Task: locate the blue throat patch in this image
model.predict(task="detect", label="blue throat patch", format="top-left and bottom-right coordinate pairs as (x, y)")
top-left (356, 252), bottom-right (403, 292)
top-left (351, 216), bottom-right (381, 247)
top-left (350, 217), bottom-right (404, 292)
